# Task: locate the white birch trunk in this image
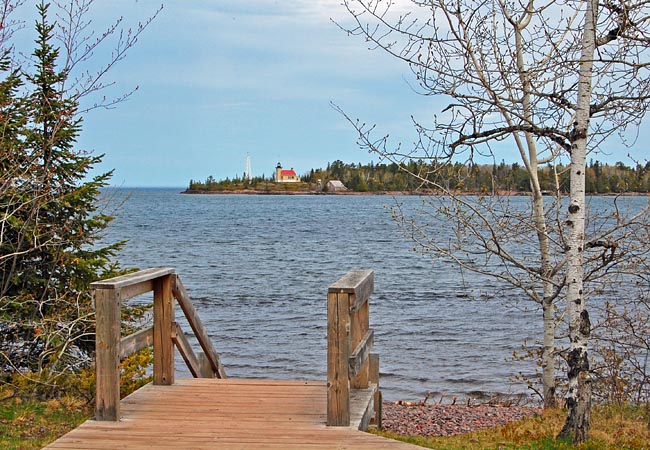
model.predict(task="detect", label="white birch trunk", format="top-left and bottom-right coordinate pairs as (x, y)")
top-left (541, 283), bottom-right (557, 408)
top-left (531, 173), bottom-right (558, 408)
top-left (559, 0), bottom-right (597, 442)
top-left (514, 16), bottom-right (558, 407)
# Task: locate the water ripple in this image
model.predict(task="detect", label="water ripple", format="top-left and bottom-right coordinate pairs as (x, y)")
top-left (100, 189), bottom-right (639, 401)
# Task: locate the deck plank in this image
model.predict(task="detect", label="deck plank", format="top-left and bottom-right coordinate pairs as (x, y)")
top-left (44, 378), bottom-right (422, 449)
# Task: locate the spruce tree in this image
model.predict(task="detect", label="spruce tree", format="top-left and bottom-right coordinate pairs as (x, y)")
top-left (0, 1), bottom-right (122, 378)
top-left (0, 45), bottom-right (36, 374)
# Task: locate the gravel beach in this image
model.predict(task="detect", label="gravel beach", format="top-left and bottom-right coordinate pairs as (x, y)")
top-left (382, 401), bottom-right (543, 437)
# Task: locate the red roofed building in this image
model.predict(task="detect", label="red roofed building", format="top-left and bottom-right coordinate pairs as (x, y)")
top-left (275, 163), bottom-right (300, 183)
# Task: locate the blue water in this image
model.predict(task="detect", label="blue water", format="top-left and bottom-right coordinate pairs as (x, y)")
top-left (98, 188), bottom-right (647, 401)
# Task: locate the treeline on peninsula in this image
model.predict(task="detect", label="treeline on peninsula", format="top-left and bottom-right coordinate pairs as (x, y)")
top-left (188, 159), bottom-right (650, 194)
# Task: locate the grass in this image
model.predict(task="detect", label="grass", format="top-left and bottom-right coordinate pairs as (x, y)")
top-left (371, 405), bottom-right (650, 449)
top-left (0, 351), bottom-right (150, 449)
top-left (0, 394), bottom-right (92, 450)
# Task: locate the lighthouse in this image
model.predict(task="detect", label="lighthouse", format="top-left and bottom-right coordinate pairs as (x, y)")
top-left (275, 163), bottom-right (300, 183)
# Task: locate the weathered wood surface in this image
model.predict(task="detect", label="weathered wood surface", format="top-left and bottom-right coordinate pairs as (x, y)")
top-left (370, 353), bottom-right (383, 429)
top-left (171, 322), bottom-right (201, 377)
top-left (350, 298), bottom-right (371, 389)
top-left (350, 383), bottom-right (378, 432)
top-left (44, 379), bottom-right (421, 450)
top-left (349, 329), bottom-right (374, 378)
top-left (327, 269), bottom-right (376, 427)
top-left (328, 269), bottom-right (374, 312)
top-left (119, 326), bottom-right (154, 359)
top-left (153, 274), bottom-right (174, 385)
top-left (90, 267), bottom-right (175, 291)
top-left (94, 287), bottom-right (121, 421)
top-left (327, 291), bottom-right (351, 426)
top-left (197, 352), bottom-right (215, 378)
top-left (172, 274), bottom-right (226, 378)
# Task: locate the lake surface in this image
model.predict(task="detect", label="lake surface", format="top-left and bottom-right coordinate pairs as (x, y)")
top-left (98, 188), bottom-right (647, 401)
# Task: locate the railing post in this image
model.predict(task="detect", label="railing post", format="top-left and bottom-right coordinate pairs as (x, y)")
top-left (327, 289), bottom-right (351, 426)
top-left (94, 286), bottom-right (121, 421)
top-left (92, 268), bottom-right (177, 421)
top-left (198, 352), bottom-right (216, 378)
top-left (327, 270), bottom-right (377, 428)
top-left (153, 274), bottom-right (175, 385)
top-left (369, 353), bottom-right (382, 429)
top-left (350, 296), bottom-right (370, 389)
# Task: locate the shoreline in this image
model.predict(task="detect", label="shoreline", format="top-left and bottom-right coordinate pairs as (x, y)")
top-left (182, 189), bottom-right (423, 196)
top-left (182, 188), bottom-right (649, 197)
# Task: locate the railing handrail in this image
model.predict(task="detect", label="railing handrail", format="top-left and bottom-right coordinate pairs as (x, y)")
top-left (93, 267), bottom-right (381, 428)
top-left (326, 269), bottom-right (381, 429)
top-left (92, 267), bottom-right (226, 421)
top-left (91, 267), bottom-right (175, 292)
top-left (172, 275), bottom-right (226, 378)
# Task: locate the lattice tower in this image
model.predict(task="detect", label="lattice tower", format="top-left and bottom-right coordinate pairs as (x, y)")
top-left (244, 153), bottom-right (252, 181)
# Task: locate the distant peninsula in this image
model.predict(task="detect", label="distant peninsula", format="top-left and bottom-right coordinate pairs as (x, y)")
top-left (184, 159), bottom-right (650, 195)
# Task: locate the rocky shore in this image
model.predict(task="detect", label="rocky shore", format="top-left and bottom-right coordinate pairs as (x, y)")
top-left (183, 188), bottom-right (646, 197)
top-left (182, 188), bottom-right (416, 195)
top-left (381, 401), bottom-right (543, 437)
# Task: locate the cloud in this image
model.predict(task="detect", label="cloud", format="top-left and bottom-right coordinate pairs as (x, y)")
top-left (109, 0), bottom-right (412, 107)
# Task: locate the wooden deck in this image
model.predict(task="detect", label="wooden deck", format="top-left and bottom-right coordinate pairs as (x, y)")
top-left (47, 269), bottom-right (416, 448)
top-left (45, 378), bottom-right (422, 449)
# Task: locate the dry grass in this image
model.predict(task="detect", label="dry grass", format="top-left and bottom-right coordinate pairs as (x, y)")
top-left (372, 404), bottom-right (650, 449)
top-left (0, 393), bottom-right (92, 450)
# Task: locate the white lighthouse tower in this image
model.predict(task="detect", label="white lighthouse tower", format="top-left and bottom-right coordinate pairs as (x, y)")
top-left (244, 153), bottom-right (252, 182)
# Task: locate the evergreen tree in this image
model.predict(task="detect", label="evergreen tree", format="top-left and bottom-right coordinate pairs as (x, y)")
top-left (0, 2), bottom-right (122, 376)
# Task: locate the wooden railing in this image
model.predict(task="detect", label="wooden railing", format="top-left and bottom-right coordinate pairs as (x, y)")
top-left (92, 268), bottom-right (226, 421)
top-left (92, 267), bottom-right (382, 428)
top-left (327, 269), bottom-right (381, 430)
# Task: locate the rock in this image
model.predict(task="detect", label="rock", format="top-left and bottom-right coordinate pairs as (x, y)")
top-left (381, 401), bottom-right (542, 437)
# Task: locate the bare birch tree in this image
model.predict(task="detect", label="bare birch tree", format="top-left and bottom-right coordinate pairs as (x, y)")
top-left (337, 0), bottom-right (649, 442)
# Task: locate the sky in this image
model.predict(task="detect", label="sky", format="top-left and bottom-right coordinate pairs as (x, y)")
top-left (10, 1), bottom-right (649, 187)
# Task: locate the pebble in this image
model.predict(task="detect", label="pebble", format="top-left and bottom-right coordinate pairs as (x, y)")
top-left (381, 401), bottom-right (543, 437)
